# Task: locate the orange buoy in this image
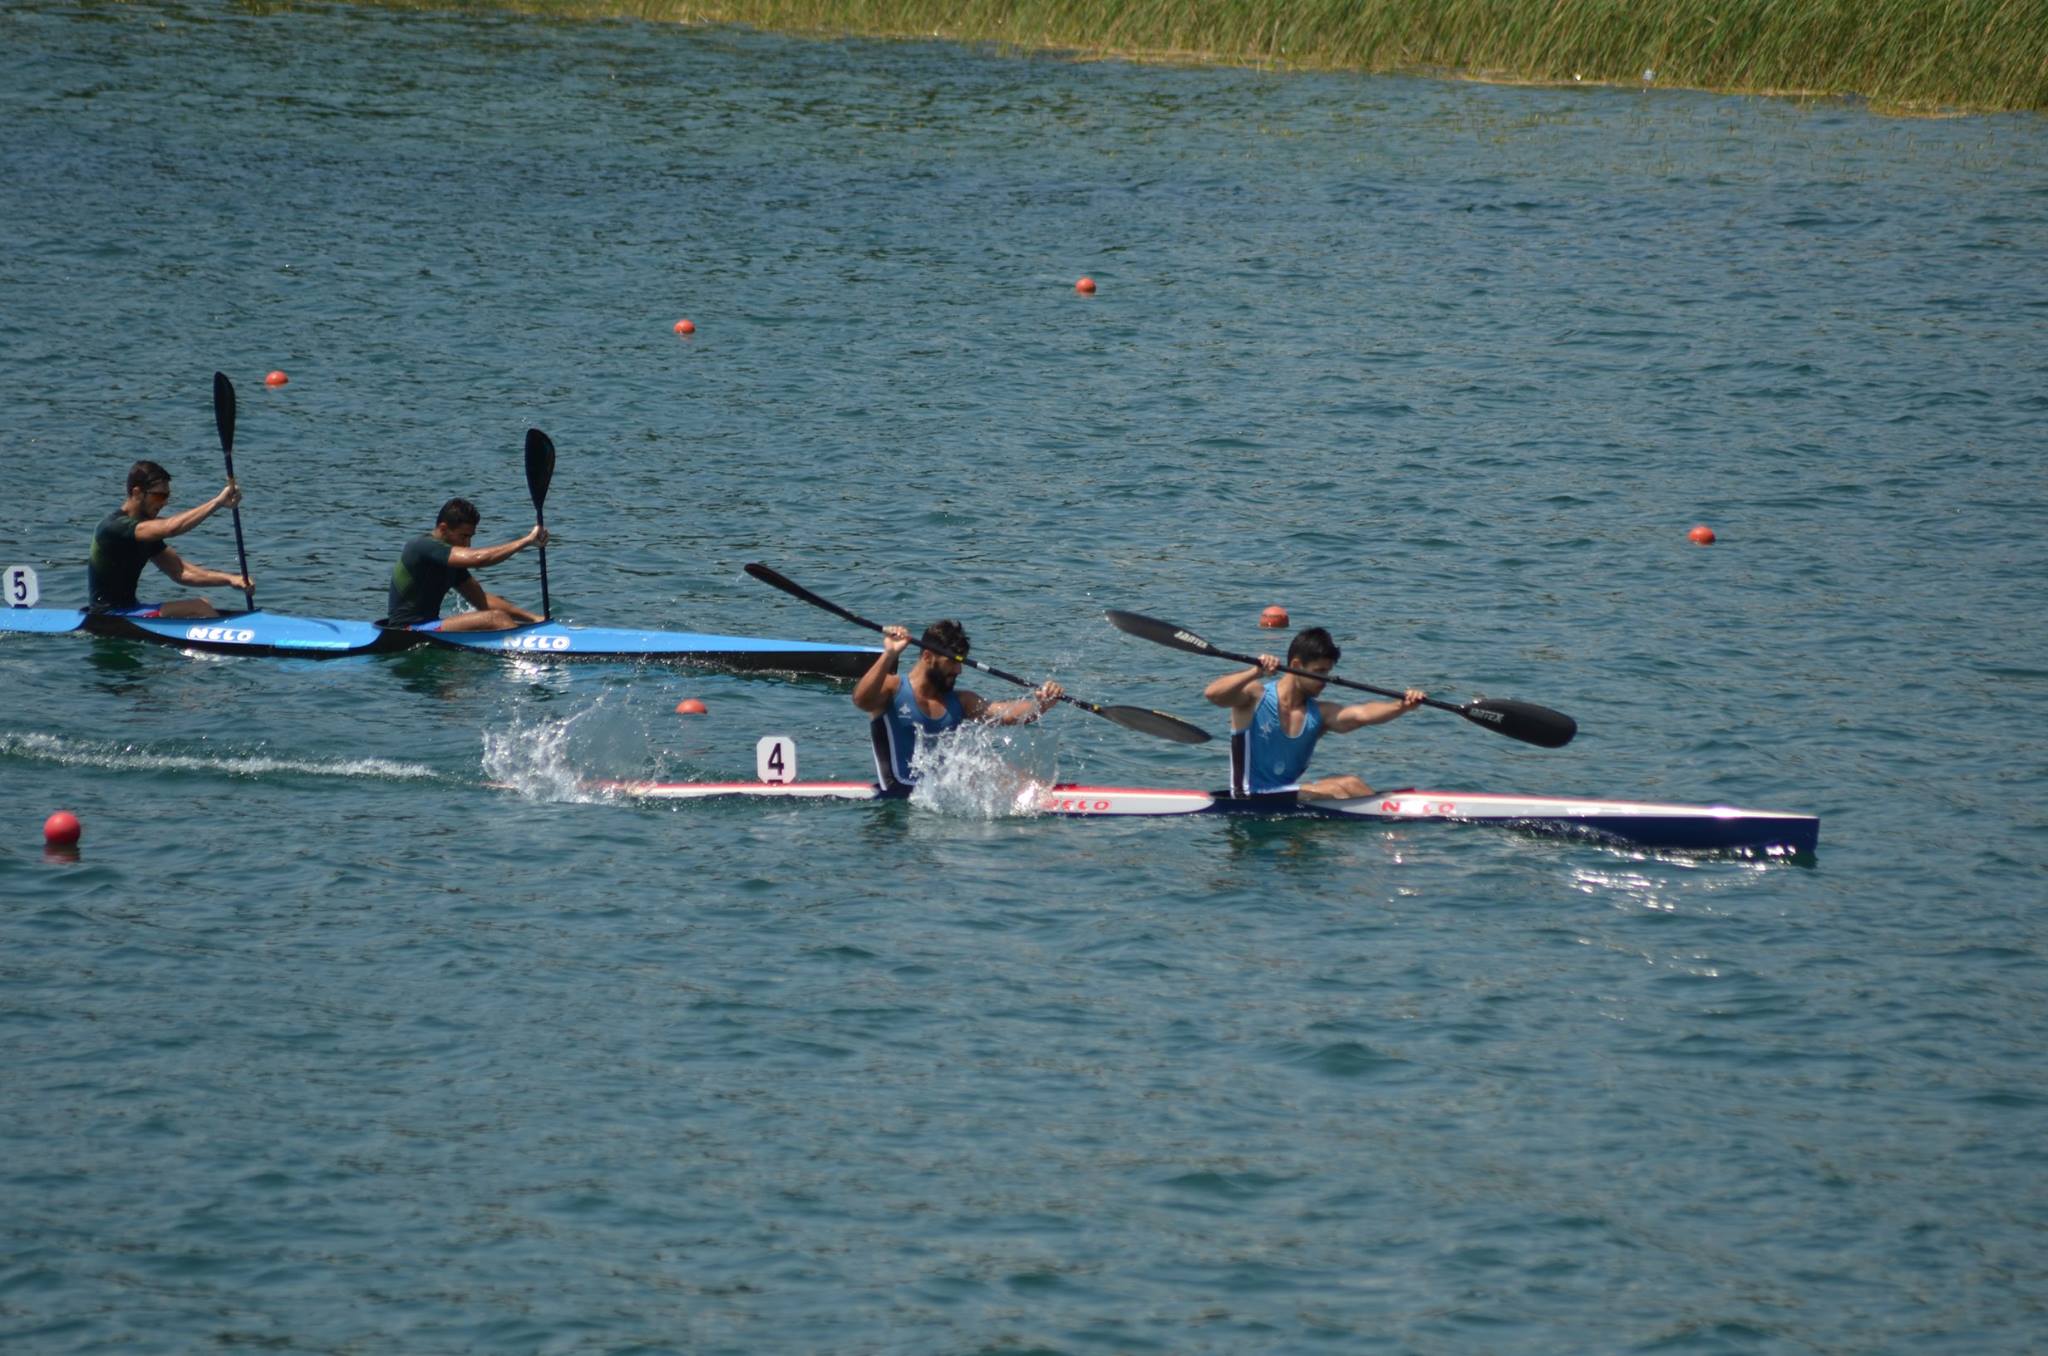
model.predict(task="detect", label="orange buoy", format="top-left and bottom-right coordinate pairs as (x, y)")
top-left (1688, 524), bottom-right (1717, 546)
top-left (1075, 277), bottom-right (1096, 294)
top-left (674, 698), bottom-right (708, 715)
top-left (264, 370), bottom-right (288, 387)
top-left (673, 319), bottom-right (695, 335)
top-left (43, 810), bottom-right (82, 846)
top-left (1259, 605), bottom-right (1290, 629)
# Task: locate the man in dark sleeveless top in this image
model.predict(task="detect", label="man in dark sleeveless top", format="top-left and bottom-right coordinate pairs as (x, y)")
top-left (852, 620), bottom-right (1063, 795)
top-left (385, 497), bottom-right (547, 631)
top-left (1204, 625), bottom-right (1425, 800)
top-left (87, 460), bottom-right (250, 617)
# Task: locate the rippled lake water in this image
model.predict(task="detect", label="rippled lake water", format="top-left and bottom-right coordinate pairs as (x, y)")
top-left (3, 2), bottom-right (2045, 1351)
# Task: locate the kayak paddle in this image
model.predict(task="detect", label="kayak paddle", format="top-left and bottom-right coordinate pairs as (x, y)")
top-left (524, 428), bottom-right (554, 621)
top-left (745, 562), bottom-right (1212, 745)
top-left (211, 371), bottom-right (256, 612)
top-left (1103, 608), bottom-right (1577, 749)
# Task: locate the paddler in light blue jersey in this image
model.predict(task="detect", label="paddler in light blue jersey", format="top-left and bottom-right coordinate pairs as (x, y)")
top-left (852, 619), bottom-right (1063, 797)
top-left (1205, 625), bottom-right (1426, 801)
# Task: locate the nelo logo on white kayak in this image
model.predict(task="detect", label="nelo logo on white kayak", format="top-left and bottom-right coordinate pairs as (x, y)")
top-left (186, 625), bottom-right (256, 643)
top-left (1045, 796), bottom-right (1113, 813)
top-left (501, 634), bottom-right (571, 651)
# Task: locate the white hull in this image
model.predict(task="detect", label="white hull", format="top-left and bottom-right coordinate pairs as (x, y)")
top-left (598, 780), bottom-right (1819, 855)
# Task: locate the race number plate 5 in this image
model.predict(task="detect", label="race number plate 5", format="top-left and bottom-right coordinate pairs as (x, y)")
top-left (5, 564), bottom-right (39, 608)
top-left (756, 736), bottom-right (796, 784)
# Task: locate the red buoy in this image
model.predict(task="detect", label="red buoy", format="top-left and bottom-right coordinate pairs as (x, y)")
top-left (1259, 605), bottom-right (1290, 629)
top-left (1688, 524), bottom-right (1717, 546)
top-left (43, 810), bottom-right (82, 846)
top-left (1075, 277), bottom-right (1096, 294)
top-left (674, 698), bottom-right (708, 715)
top-left (264, 370), bottom-right (288, 387)
top-left (673, 319), bottom-right (695, 335)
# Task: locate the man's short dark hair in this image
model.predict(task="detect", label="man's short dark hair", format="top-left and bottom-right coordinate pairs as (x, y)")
top-left (1287, 626), bottom-right (1340, 668)
top-left (922, 619), bottom-right (969, 657)
top-left (127, 460), bottom-right (170, 494)
top-left (436, 497), bottom-right (481, 529)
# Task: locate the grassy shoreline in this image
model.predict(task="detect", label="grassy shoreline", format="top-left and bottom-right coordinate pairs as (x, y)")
top-left (325, 0), bottom-right (2044, 113)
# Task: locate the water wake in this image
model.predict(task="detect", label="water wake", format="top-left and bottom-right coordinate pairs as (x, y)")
top-left (0, 730), bottom-right (441, 782)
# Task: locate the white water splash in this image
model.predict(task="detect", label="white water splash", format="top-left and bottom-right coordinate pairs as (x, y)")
top-left (0, 730), bottom-right (439, 782)
top-left (906, 722), bottom-right (1054, 820)
top-left (481, 694), bottom-right (655, 804)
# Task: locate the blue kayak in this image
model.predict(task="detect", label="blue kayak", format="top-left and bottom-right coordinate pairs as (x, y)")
top-left (408, 620), bottom-right (877, 677)
top-left (2, 607), bottom-right (396, 655)
top-left (4, 606), bottom-right (875, 676)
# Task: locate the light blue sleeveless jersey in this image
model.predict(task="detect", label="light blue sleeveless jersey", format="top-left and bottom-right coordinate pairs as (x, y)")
top-left (870, 681), bottom-right (965, 791)
top-left (1230, 682), bottom-right (1325, 795)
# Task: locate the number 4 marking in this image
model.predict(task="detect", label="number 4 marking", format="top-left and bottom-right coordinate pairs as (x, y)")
top-left (756, 736), bottom-right (796, 785)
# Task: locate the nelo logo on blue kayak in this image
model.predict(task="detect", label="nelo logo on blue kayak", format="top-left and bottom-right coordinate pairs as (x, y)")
top-left (501, 634), bottom-right (571, 651)
top-left (185, 625), bottom-right (256, 644)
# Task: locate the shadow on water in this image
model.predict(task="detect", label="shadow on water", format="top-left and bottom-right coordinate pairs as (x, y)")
top-left (84, 634), bottom-right (149, 694)
top-left (1220, 812), bottom-right (1358, 873)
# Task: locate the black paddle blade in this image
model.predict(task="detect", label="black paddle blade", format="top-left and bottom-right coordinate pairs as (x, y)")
top-left (1097, 704), bottom-right (1212, 745)
top-left (1461, 698), bottom-right (1577, 748)
top-left (213, 371), bottom-right (236, 456)
top-left (524, 429), bottom-right (555, 510)
top-left (1103, 609), bottom-right (1225, 660)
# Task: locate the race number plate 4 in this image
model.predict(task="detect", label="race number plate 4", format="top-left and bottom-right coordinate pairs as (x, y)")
top-left (5, 564), bottom-right (38, 608)
top-left (756, 736), bottom-right (796, 784)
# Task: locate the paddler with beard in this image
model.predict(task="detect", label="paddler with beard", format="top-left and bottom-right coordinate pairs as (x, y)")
top-left (852, 620), bottom-right (1064, 797)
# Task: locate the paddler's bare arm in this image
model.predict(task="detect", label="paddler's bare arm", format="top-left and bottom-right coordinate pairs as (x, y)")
top-left (1204, 654), bottom-right (1278, 708)
top-left (447, 524), bottom-right (546, 570)
top-left (852, 624), bottom-right (910, 713)
top-left (151, 546), bottom-right (249, 592)
top-left (134, 483), bottom-right (240, 543)
top-left (1325, 689), bottom-right (1426, 733)
top-left (967, 681), bottom-right (1064, 726)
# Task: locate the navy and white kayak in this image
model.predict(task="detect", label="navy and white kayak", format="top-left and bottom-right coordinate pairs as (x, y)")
top-left (598, 779), bottom-right (1820, 855)
top-left (405, 621), bottom-right (876, 676)
top-left (3, 606), bottom-right (877, 675)
top-left (2, 606), bottom-right (397, 656)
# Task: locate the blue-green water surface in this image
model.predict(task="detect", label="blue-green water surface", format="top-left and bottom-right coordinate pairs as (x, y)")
top-left (3, 3), bottom-right (2045, 1351)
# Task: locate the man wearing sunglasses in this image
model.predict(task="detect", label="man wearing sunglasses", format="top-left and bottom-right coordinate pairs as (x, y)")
top-left (87, 460), bottom-right (250, 619)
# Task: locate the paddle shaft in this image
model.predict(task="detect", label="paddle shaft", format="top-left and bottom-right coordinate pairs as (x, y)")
top-left (1215, 645), bottom-right (1460, 714)
top-left (1102, 608), bottom-right (1576, 748)
top-left (749, 564), bottom-right (1064, 703)
top-left (532, 499), bottom-right (550, 622)
top-left (211, 372), bottom-right (255, 611)
top-left (744, 563), bottom-right (1210, 743)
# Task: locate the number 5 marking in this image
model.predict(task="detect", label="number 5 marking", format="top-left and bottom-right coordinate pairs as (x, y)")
top-left (5, 565), bottom-right (39, 609)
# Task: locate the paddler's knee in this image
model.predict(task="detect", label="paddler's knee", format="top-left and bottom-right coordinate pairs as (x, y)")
top-left (1301, 774), bottom-right (1373, 801)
